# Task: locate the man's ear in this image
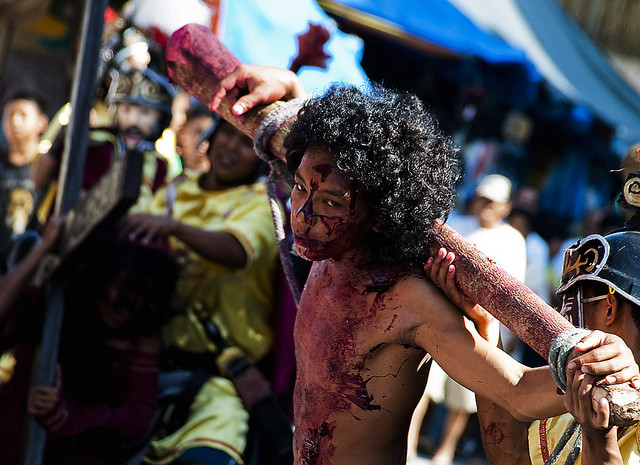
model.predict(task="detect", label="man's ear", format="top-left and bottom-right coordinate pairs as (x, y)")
top-left (605, 291), bottom-right (618, 326)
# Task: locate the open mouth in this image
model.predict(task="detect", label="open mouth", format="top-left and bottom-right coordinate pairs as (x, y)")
top-left (294, 233), bottom-right (322, 249)
top-left (123, 129), bottom-right (144, 147)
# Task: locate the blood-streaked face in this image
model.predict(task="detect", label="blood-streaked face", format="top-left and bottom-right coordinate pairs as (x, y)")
top-left (291, 148), bottom-right (373, 261)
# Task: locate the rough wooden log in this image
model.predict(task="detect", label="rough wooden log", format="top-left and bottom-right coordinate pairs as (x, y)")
top-left (165, 24), bottom-right (294, 160)
top-left (165, 23), bottom-right (640, 426)
top-left (428, 220), bottom-right (572, 358)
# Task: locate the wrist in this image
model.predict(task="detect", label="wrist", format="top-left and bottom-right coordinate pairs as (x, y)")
top-left (582, 425), bottom-right (616, 441)
top-left (36, 394), bottom-right (69, 432)
top-left (581, 427), bottom-right (622, 465)
top-left (167, 218), bottom-right (180, 237)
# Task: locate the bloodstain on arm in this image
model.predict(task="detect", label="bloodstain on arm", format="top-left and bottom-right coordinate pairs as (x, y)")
top-left (476, 396), bottom-right (532, 465)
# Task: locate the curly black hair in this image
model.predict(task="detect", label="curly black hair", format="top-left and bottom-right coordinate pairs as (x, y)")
top-left (284, 83), bottom-right (460, 265)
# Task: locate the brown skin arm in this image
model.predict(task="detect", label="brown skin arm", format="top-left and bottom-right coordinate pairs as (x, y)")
top-left (120, 213), bottom-right (247, 268)
top-left (0, 216), bottom-right (64, 326)
top-left (477, 396), bottom-right (533, 465)
top-left (475, 332), bottom-right (637, 465)
top-left (565, 369), bottom-right (623, 465)
top-left (425, 249), bottom-right (534, 464)
top-left (403, 271), bottom-right (563, 422)
top-left (426, 250), bottom-right (532, 464)
top-left (426, 249), bottom-right (639, 464)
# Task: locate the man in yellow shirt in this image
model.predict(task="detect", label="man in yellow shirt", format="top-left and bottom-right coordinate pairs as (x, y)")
top-left (120, 118), bottom-right (279, 465)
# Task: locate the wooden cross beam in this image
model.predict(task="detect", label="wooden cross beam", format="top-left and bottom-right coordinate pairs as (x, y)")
top-left (33, 152), bottom-right (144, 286)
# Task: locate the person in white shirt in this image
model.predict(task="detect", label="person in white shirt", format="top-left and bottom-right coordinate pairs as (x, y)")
top-left (408, 174), bottom-right (527, 465)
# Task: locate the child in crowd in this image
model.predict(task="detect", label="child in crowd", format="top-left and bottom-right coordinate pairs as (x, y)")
top-left (0, 90), bottom-right (50, 260)
top-left (0, 221), bottom-right (179, 465)
top-left (175, 104), bottom-right (215, 173)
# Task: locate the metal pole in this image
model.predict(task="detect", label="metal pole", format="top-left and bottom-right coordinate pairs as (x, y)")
top-left (55, 0), bottom-right (108, 215)
top-left (23, 0), bottom-right (107, 463)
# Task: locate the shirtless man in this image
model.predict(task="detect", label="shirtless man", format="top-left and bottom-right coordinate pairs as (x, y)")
top-left (210, 65), bottom-right (638, 465)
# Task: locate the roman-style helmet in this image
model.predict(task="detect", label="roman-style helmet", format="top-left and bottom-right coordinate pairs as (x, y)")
top-left (556, 171), bottom-right (640, 326)
top-left (107, 67), bottom-right (174, 119)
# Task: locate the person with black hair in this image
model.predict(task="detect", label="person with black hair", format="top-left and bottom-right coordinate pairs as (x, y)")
top-left (207, 65), bottom-right (640, 465)
top-left (119, 119), bottom-right (279, 465)
top-left (0, 89), bottom-right (50, 261)
top-left (0, 228), bottom-right (180, 465)
top-left (175, 104), bottom-right (215, 174)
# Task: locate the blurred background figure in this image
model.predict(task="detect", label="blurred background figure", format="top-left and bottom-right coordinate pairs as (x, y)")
top-left (175, 104), bottom-right (215, 174)
top-left (0, 90), bottom-right (50, 265)
top-left (0, 219), bottom-right (180, 465)
top-left (408, 174), bottom-right (526, 465)
top-left (119, 118), bottom-right (282, 465)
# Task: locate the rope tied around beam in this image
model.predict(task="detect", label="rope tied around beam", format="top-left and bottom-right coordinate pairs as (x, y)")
top-left (549, 328), bottom-right (591, 393)
top-left (253, 96), bottom-right (308, 165)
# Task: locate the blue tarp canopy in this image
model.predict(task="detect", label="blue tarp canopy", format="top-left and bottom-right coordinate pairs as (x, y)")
top-left (222, 0), bottom-right (370, 93)
top-left (319, 0), bottom-right (535, 70)
top-left (451, 0), bottom-right (640, 151)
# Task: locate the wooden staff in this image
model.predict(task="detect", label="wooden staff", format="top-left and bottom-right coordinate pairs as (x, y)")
top-left (165, 23), bottom-right (640, 426)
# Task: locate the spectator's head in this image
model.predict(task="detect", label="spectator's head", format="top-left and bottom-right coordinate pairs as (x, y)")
top-left (202, 119), bottom-right (266, 188)
top-left (1, 89), bottom-right (49, 151)
top-left (283, 83), bottom-right (460, 265)
top-left (176, 104), bottom-right (215, 172)
top-left (107, 68), bottom-right (174, 150)
top-left (66, 240), bottom-right (180, 338)
top-left (470, 174), bottom-right (512, 229)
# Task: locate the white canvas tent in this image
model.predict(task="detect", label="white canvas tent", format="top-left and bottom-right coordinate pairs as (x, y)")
top-left (449, 0), bottom-right (640, 151)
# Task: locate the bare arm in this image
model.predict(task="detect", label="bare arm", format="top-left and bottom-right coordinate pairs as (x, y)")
top-left (418, 248), bottom-right (561, 420)
top-left (425, 250), bottom-right (534, 463)
top-left (408, 273), bottom-right (562, 422)
top-left (425, 248), bottom-right (639, 464)
top-left (120, 213), bottom-right (247, 269)
top-left (476, 332), bottom-right (639, 465)
top-left (0, 216), bottom-right (64, 325)
top-left (564, 369), bottom-right (623, 465)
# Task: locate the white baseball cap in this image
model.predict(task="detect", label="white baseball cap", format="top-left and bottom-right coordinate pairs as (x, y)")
top-left (475, 174), bottom-right (511, 203)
